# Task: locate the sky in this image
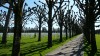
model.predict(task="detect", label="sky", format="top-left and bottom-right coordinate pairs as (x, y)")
top-left (24, 0), bottom-right (79, 29)
top-left (0, 0), bottom-right (100, 30)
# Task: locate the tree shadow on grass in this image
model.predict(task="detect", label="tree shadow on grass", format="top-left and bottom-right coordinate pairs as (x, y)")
top-left (0, 54), bottom-right (11, 56)
top-left (0, 37), bottom-right (66, 56)
top-left (0, 43), bottom-right (13, 48)
top-left (20, 42), bottom-right (48, 55)
top-left (82, 40), bottom-right (100, 56)
top-left (20, 38), bottom-right (65, 56)
top-left (96, 49), bottom-right (100, 56)
top-left (0, 42), bottom-right (29, 49)
top-left (83, 42), bottom-right (91, 56)
top-left (85, 49), bottom-right (100, 56)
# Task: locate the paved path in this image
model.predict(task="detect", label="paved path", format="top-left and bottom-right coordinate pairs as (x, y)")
top-left (46, 34), bottom-right (84, 56)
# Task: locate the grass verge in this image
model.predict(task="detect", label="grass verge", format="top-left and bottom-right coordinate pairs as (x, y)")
top-left (0, 33), bottom-right (79, 56)
top-left (84, 34), bottom-right (100, 56)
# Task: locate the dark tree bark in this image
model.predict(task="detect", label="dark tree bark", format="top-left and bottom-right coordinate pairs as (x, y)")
top-left (38, 16), bottom-right (42, 41)
top-left (59, 10), bottom-right (63, 42)
top-left (12, 0), bottom-right (24, 56)
top-left (89, 0), bottom-right (97, 51)
top-left (65, 27), bottom-right (67, 39)
top-left (72, 26), bottom-right (74, 37)
top-left (1, 5), bottom-right (11, 44)
top-left (69, 24), bottom-right (71, 38)
top-left (83, 24), bottom-right (91, 44)
top-left (89, 0), bottom-right (97, 52)
top-left (90, 23), bottom-right (97, 52)
top-left (84, 0), bottom-right (91, 44)
top-left (59, 0), bottom-right (63, 42)
top-left (47, 0), bottom-right (53, 48)
top-left (60, 22), bottom-right (62, 42)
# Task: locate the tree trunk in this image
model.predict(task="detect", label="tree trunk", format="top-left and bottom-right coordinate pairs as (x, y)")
top-left (48, 20), bottom-right (52, 47)
top-left (38, 17), bottom-right (42, 41)
top-left (12, 1), bottom-right (24, 55)
top-left (60, 23), bottom-right (62, 42)
top-left (1, 5), bottom-right (11, 44)
top-left (84, 0), bottom-right (91, 44)
top-left (65, 27), bottom-right (67, 39)
top-left (90, 23), bottom-right (97, 52)
top-left (89, 0), bottom-right (97, 52)
top-left (84, 25), bottom-right (91, 44)
top-left (69, 25), bottom-right (71, 38)
top-left (59, 0), bottom-right (63, 42)
top-left (47, 0), bottom-right (52, 48)
top-left (72, 25), bottom-right (74, 37)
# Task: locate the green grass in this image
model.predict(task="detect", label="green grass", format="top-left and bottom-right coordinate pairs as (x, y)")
top-left (0, 34), bottom-right (79, 56)
top-left (84, 34), bottom-right (100, 56)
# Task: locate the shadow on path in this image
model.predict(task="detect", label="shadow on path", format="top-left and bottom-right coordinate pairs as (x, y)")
top-left (46, 34), bottom-right (84, 56)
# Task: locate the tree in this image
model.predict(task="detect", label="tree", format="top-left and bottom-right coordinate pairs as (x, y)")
top-left (11, 0), bottom-right (24, 56)
top-left (75, 0), bottom-right (99, 52)
top-left (32, 3), bottom-right (46, 41)
top-left (59, 0), bottom-right (64, 42)
top-left (1, 3), bottom-right (12, 44)
top-left (63, 13), bottom-right (68, 39)
top-left (47, 0), bottom-right (53, 47)
top-left (0, 10), bottom-right (5, 33)
top-left (42, 27), bottom-right (47, 32)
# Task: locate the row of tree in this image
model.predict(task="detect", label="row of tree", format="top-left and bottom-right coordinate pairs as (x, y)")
top-left (75, 0), bottom-right (100, 54)
top-left (0, 0), bottom-right (82, 56)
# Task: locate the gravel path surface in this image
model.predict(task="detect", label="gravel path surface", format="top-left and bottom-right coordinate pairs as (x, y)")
top-left (46, 34), bottom-right (84, 56)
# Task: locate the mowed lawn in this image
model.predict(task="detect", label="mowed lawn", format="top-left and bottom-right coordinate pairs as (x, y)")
top-left (96, 34), bottom-right (100, 50)
top-left (95, 34), bottom-right (100, 56)
top-left (84, 34), bottom-right (100, 56)
top-left (0, 33), bottom-right (78, 56)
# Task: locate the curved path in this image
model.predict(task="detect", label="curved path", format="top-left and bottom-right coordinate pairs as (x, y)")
top-left (46, 34), bottom-right (84, 56)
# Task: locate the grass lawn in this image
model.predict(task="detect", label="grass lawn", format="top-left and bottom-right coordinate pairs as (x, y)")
top-left (0, 33), bottom-right (79, 56)
top-left (84, 34), bottom-right (100, 56)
